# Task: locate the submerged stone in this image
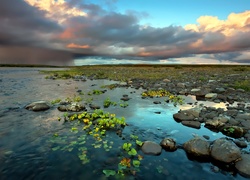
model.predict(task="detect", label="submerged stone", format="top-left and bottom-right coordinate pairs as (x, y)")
top-left (141, 141), bottom-right (162, 156)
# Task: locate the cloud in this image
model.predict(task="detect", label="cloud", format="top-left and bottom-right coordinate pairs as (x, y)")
top-left (0, 0), bottom-right (249, 65)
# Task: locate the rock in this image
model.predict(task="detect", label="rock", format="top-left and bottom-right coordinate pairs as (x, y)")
top-left (210, 138), bottom-right (241, 164)
top-left (183, 137), bottom-right (210, 158)
top-left (221, 126), bottom-right (246, 138)
top-left (89, 104), bottom-right (100, 110)
top-left (57, 105), bottom-right (67, 112)
top-left (181, 121), bottom-right (201, 129)
top-left (25, 101), bottom-right (50, 111)
top-left (119, 82), bottom-right (127, 86)
top-left (191, 88), bottom-right (201, 93)
top-left (235, 154), bottom-right (250, 178)
top-left (204, 119), bottom-right (225, 129)
top-left (141, 141), bottom-right (162, 155)
top-left (173, 111), bottom-right (195, 122)
top-left (173, 107), bottom-right (201, 122)
top-left (213, 87), bottom-right (226, 93)
top-left (120, 97), bottom-right (130, 101)
top-left (153, 101), bottom-right (161, 104)
top-left (58, 103), bottom-right (86, 112)
top-left (234, 140), bottom-right (248, 148)
top-left (241, 120), bottom-right (250, 129)
top-left (177, 83), bottom-right (186, 88)
top-left (160, 138), bottom-right (177, 152)
top-left (163, 78), bottom-right (171, 83)
top-left (205, 93), bottom-right (217, 99)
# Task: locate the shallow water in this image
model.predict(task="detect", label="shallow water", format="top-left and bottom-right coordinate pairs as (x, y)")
top-left (0, 67), bottom-right (247, 180)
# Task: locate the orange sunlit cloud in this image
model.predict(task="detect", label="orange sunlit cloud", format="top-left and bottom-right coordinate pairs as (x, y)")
top-left (67, 43), bottom-right (90, 49)
top-left (185, 10), bottom-right (250, 36)
top-left (24, 0), bottom-right (87, 24)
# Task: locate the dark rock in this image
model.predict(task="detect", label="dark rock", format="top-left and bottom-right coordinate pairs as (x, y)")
top-left (210, 138), bottom-right (241, 164)
top-left (181, 121), bottom-right (201, 129)
top-left (141, 141), bottom-right (162, 155)
top-left (235, 154), bottom-right (250, 178)
top-left (154, 112), bottom-right (161, 114)
top-left (221, 126), bottom-right (246, 138)
top-left (25, 101), bottom-right (50, 111)
top-left (160, 138), bottom-right (177, 152)
top-left (183, 137), bottom-right (210, 158)
top-left (228, 118), bottom-right (240, 126)
top-left (173, 107), bottom-right (200, 122)
top-left (153, 101), bottom-right (161, 104)
top-left (205, 119), bottom-right (225, 129)
top-left (203, 135), bottom-right (210, 140)
top-left (89, 104), bottom-right (100, 110)
top-left (226, 109), bottom-right (238, 117)
top-left (120, 97), bottom-right (130, 101)
top-left (234, 140), bottom-right (248, 148)
top-left (57, 105), bottom-right (67, 112)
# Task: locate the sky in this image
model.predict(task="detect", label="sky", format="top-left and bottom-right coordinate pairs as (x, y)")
top-left (0, 0), bottom-right (250, 66)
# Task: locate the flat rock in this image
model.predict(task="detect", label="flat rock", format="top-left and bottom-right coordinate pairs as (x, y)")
top-left (235, 154), bottom-right (250, 178)
top-left (141, 141), bottom-right (162, 156)
top-left (205, 93), bottom-right (217, 99)
top-left (181, 121), bottom-right (201, 129)
top-left (183, 137), bottom-right (210, 158)
top-left (173, 107), bottom-right (201, 122)
top-left (210, 138), bottom-right (241, 163)
top-left (25, 101), bottom-right (50, 111)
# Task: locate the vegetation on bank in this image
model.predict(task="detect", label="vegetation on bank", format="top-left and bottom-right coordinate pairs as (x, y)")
top-left (41, 65), bottom-right (250, 92)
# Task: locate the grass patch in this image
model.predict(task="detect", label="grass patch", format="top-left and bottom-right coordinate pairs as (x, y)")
top-left (233, 80), bottom-right (250, 91)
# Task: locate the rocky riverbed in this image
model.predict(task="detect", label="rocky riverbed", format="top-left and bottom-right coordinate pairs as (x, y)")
top-left (43, 65), bottom-right (250, 178)
top-left (1, 66), bottom-right (250, 179)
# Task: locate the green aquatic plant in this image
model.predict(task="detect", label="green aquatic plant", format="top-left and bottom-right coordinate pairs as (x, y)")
top-left (51, 98), bottom-right (61, 105)
top-left (103, 170), bottom-right (116, 177)
top-left (103, 97), bottom-right (117, 108)
top-left (119, 101), bottom-right (129, 108)
top-left (141, 89), bottom-right (184, 105)
top-left (88, 89), bottom-right (104, 95)
top-left (101, 83), bottom-right (118, 90)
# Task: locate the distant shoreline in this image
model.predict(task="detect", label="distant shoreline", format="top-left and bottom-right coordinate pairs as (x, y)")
top-left (0, 63), bottom-right (249, 68)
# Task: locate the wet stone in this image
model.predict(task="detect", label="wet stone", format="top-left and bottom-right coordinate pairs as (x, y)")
top-left (210, 138), bottom-right (241, 164)
top-left (235, 154), bottom-right (250, 178)
top-left (141, 141), bottom-right (162, 156)
top-left (160, 138), bottom-right (177, 152)
top-left (234, 140), bottom-right (248, 148)
top-left (181, 121), bottom-right (201, 129)
top-left (25, 101), bottom-right (50, 111)
top-left (183, 137), bottom-right (210, 158)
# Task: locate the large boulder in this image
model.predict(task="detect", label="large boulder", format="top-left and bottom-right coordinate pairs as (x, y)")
top-left (160, 138), bottom-right (177, 152)
top-left (183, 137), bottom-right (210, 158)
top-left (141, 141), bottom-right (162, 156)
top-left (210, 138), bottom-right (241, 164)
top-left (25, 101), bottom-right (50, 111)
top-left (235, 154), bottom-right (250, 178)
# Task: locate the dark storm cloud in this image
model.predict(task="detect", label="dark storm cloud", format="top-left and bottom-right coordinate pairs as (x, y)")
top-left (0, 0), bottom-right (62, 47)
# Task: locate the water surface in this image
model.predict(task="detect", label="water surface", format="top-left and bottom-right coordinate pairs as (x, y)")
top-left (0, 67), bottom-right (246, 180)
